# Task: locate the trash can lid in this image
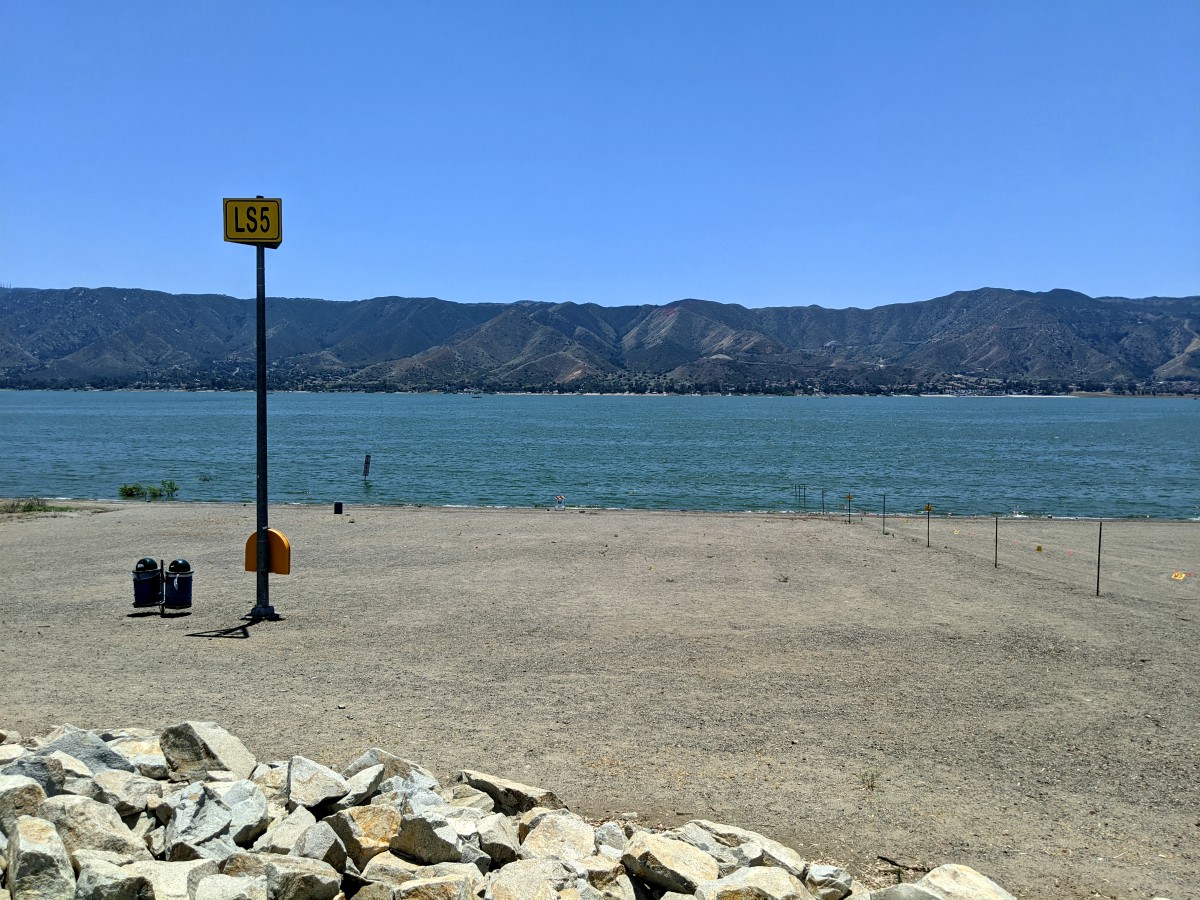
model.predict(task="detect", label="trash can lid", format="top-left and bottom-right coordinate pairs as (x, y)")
top-left (135, 557), bottom-right (160, 572)
top-left (167, 558), bottom-right (191, 573)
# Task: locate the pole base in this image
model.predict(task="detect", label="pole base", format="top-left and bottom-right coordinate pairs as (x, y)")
top-left (247, 605), bottom-right (280, 621)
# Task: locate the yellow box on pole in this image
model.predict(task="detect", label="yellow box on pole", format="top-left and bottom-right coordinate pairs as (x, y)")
top-left (224, 198), bottom-right (282, 247)
top-left (245, 529), bottom-right (291, 575)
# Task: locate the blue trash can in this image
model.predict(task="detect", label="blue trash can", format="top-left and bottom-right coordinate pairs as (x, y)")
top-left (132, 558), bottom-right (162, 608)
top-left (163, 559), bottom-right (193, 610)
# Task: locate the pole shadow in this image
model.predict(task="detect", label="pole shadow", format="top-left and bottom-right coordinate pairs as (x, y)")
top-left (184, 613), bottom-right (285, 640)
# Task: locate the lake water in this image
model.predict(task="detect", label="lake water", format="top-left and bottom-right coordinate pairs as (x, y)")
top-left (1, 391), bottom-right (1197, 519)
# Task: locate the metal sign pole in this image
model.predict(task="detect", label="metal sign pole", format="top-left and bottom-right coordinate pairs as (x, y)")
top-left (250, 237), bottom-right (275, 619)
top-left (224, 194), bottom-right (285, 620)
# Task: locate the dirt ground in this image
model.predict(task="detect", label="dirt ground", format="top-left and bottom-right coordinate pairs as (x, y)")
top-left (1, 502), bottom-right (1196, 898)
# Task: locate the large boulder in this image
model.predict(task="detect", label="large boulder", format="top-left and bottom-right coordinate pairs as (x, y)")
top-left (37, 795), bottom-right (151, 866)
top-left (163, 784), bottom-right (234, 862)
top-left (0, 775), bottom-right (46, 832)
top-left (291, 821), bottom-right (347, 872)
top-left (621, 831), bottom-right (719, 894)
top-left (917, 864), bottom-right (1017, 900)
top-left (870, 887), bottom-right (939, 900)
top-left (1, 756), bottom-right (65, 797)
top-left (359, 852), bottom-right (421, 887)
top-left (72, 852), bottom-right (155, 900)
top-left (91, 770), bottom-right (163, 817)
top-left (263, 856), bottom-right (341, 900)
top-left (324, 805), bottom-right (403, 871)
top-left (453, 771), bottom-right (562, 816)
top-left (119, 860), bottom-right (220, 900)
top-left (192, 874), bottom-right (268, 900)
top-left (804, 864), bottom-right (852, 900)
top-left (333, 765), bottom-right (386, 811)
top-left (686, 820), bottom-right (807, 878)
top-left (253, 807), bottom-right (317, 855)
top-left (38, 728), bottom-right (135, 775)
top-left (342, 750), bottom-right (436, 788)
top-left (480, 858), bottom-right (573, 900)
top-left (6, 815), bottom-right (76, 900)
top-left (695, 866), bottom-right (814, 900)
top-left (518, 811), bottom-right (596, 861)
top-left (286, 758), bottom-right (349, 811)
top-left (208, 781), bottom-right (269, 847)
top-left (389, 809), bottom-right (484, 869)
top-left (392, 874), bottom-right (472, 900)
top-left (160, 724), bottom-right (256, 781)
top-left (474, 814), bottom-right (519, 867)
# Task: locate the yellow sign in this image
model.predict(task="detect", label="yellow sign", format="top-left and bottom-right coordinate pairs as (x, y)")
top-left (245, 528), bottom-right (291, 575)
top-left (924, 504), bottom-right (932, 512)
top-left (224, 198), bottom-right (282, 247)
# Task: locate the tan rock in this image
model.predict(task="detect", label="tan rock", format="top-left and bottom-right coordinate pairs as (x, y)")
top-left (291, 821), bottom-right (347, 872)
top-left (91, 770), bottom-right (163, 817)
top-left (804, 864), bottom-right (852, 900)
top-left (73, 852), bottom-right (155, 900)
top-left (7, 815), bottom-right (76, 900)
top-left (192, 874), bottom-right (268, 900)
top-left (252, 807), bottom-right (316, 855)
top-left (160, 724), bottom-right (256, 781)
top-left (353, 886), bottom-right (395, 900)
top-left (324, 804), bottom-right (403, 870)
top-left (0, 775), bottom-right (47, 832)
top-left (264, 856), bottom-right (341, 900)
top-left (695, 866), bottom-right (814, 900)
top-left (480, 858), bottom-right (571, 900)
top-left (519, 812), bottom-right (596, 861)
top-left (454, 771), bottom-right (563, 816)
top-left (394, 875), bottom-right (471, 900)
top-left (342, 751), bottom-right (436, 788)
top-left (286, 758), bottom-right (349, 810)
top-left (916, 864), bottom-right (1017, 900)
top-left (220, 852), bottom-right (294, 880)
top-left (37, 795), bottom-right (152, 866)
top-left (475, 814), bottom-right (519, 867)
top-left (686, 820), bottom-right (806, 878)
top-left (359, 852), bottom-right (421, 887)
top-left (621, 831), bottom-right (719, 894)
top-left (119, 860), bottom-right (220, 900)
top-left (433, 785), bottom-right (492, 813)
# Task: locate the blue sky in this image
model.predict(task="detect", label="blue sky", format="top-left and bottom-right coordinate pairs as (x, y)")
top-left (2, 1), bottom-right (1196, 309)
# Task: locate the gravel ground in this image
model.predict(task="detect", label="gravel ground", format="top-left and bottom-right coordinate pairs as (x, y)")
top-left (1, 501), bottom-right (1196, 898)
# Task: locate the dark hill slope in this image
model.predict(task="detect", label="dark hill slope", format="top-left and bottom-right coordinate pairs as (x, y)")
top-left (1, 286), bottom-right (1196, 391)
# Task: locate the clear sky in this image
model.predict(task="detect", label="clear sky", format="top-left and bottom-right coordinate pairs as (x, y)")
top-left (2, 1), bottom-right (1197, 309)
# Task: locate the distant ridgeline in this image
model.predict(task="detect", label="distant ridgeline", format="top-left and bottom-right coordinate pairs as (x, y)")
top-left (1, 286), bottom-right (1197, 394)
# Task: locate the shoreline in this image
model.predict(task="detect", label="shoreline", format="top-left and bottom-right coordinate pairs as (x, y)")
top-left (12, 497), bottom-right (1200, 525)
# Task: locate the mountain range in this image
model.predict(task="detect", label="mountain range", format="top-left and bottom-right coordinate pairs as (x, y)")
top-left (1, 286), bottom-right (1197, 394)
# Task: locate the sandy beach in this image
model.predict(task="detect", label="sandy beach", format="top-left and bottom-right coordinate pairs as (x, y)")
top-left (1, 501), bottom-right (1196, 898)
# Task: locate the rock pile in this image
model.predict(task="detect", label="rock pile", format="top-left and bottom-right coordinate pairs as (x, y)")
top-left (1, 722), bottom-right (1018, 900)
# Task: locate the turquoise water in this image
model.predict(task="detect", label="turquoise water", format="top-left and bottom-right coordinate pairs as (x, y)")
top-left (1, 391), bottom-right (1197, 518)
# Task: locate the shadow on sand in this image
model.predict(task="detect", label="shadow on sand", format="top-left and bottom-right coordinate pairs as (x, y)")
top-left (185, 614), bottom-right (285, 640)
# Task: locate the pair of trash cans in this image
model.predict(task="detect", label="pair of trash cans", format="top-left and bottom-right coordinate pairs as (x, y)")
top-left (132, 557), bottom-right (193, 611)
